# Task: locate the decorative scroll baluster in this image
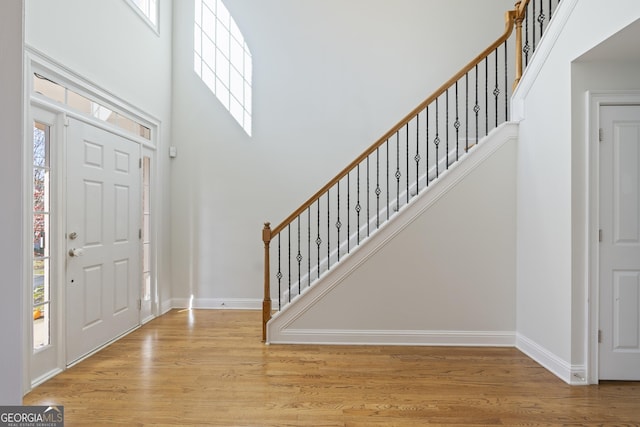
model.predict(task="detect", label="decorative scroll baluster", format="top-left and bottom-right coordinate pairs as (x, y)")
top-left (316, 200), bottom-right (320, 279)
top-left (426, 106), bottom-right (429, 186)
top-left (494, 48), bottom-right (499, 128)
top-left (277, 232), bottom-right (282, 307)
top-left (356, 164), bottom-right (361, 244)
top-left (326, 190), bottom-right (330, 270)
top-left (474, 64), bottom-right (479, 144)
top-left (386, 141), bottom-right (390, 219)
top-left (415, 113), bottom-right (420, 195)
top-left (455, 82), bottom-right (460, 162)
top-left (336, 183), bottom-right (341, 262)
top-left (434, 98), bottom-right (440, 178)
top-left (445, 89), bottom-right (449, 169)
top-left (504, 41), bottom-right (509, 121)
top-left (484, 57), bottom-right (488, 136)
top-left (287, 224), bottom-right (291, 302)
top-left (406, 123), bottom-right (409, 204)
top-left (376, 148), bottom-right (381, 228)
top-left (307, 207), bottom-right (311, 287)
top-left (366, 156), bottom-right (370, 237)
top-left (465, 73), bottom-right (469, 152)
top-left (395, 132), bottom-right (400, 212)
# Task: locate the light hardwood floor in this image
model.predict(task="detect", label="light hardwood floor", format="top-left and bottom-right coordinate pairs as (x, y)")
top-left (24, 309), bottom-right (640, 426)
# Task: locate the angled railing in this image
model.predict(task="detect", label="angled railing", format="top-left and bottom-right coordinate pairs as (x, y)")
top-left (262, 0), bottom-right (560, 341)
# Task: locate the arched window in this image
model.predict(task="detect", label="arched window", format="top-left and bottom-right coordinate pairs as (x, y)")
top-left (194, 0), bottom-right (252, 136)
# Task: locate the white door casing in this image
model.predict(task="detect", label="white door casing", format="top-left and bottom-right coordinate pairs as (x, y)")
top-left (65, 117), bottom-right (141, 365)
top-left (598, 104), bottom-right (640, 381)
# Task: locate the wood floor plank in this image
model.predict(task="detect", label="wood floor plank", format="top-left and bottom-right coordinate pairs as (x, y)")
top-left (23, 309), bottom-right (640, 426)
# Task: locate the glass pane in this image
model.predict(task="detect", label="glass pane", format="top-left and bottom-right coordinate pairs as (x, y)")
top-left (67, 90), bottom-right (94, 115)
top-left (33, 259), bottom-right (46, 305)
top-left (33, 74), bottom-right (65, 103)
top-left (117, 114), bottom-right (138, 134)
top-left (33, 124), bottom-right (49, 168)
top-left (33, 214), bottom-right (48, 257)
top-left (216, 20), bottom-right (230, 58)
top-left (140, 125), bottom-right (151, 140)
top-left (33, 303), bottom-right (50, 349)
top-left (216, 0), bottom-right (230, 29)
top-left (33, 168), bottom-right (48, 212)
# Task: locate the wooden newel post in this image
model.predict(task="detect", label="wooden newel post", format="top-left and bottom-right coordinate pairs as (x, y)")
top-left (513, 1), bottom-right (525, 91)
top-left (262, 222), bottom-right (272, 342)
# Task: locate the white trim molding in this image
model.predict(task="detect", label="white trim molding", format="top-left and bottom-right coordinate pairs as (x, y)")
top-left (271, 329), bottom-right (515, 347)
top-left (171, 297), bottom-right (262, 310)
top-left (516, 334), bottom-right (587, 385)
top-left (585, 90), bottom-right (640, 384)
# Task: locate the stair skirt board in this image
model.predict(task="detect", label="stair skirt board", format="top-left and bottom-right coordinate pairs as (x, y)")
top-left (267, 122), bottom-right (519, 344)
top-left (268, 329), bottom-right (515, 346)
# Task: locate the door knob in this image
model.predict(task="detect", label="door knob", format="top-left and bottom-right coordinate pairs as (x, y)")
top-left (68, 248), bottom-right (84, 257)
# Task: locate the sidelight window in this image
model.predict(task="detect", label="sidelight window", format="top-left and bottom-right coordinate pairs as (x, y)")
top-left (33, 122), bottom-right (51, 351)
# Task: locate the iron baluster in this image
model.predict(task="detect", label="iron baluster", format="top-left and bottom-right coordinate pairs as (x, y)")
top-left (297, 216), bottom-right (301, 296)
top-left (435, 98), bottom-right (440, 178)
top-left (307, 207), bottom-right (311, 287)
top-left (445, 89), bottom-right (449, 169)
top-left (376, 148), bottom-right (380, 228)
top-left (336, 182), bottom-right (341, 262)
top-left (395, 131), bottom-right (400, 212)
top-left (277, 233), bottom-right (282, 309)
top-left (356, 164), bottom-right (361, 244)
top-left (326, 189), bottom-right (330, 270)
top-left (465, 73), bottom-right (469, 152)
top-left (415, 113), bottom-right (420, 195)
top-left (316, 200), bottom-right (320, 279)
top-left (366, 156), bottom-right (370, 237)
top-left (455, 81), bottom-right (460, 162)
top-left (426, 106), bottom-right (429, 186)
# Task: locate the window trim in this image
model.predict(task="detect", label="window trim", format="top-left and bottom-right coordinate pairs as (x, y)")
top-left (124, 0), bottom-right (160, 35)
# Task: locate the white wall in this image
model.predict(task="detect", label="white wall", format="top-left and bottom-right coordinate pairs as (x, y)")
top-left (514, 0), bottom-right (640, 382)
top-left (25, 0), bottom-right (174, 311)
top-left (0, 0), bottom-right (24, 405)
top-left (170, 0), bottom-right (515, 307)
top-left (269, 126), bottom-right (518, 344)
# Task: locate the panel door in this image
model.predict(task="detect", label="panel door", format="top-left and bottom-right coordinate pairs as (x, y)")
top-left (599, 105), bottom-right (640, 380)
top-left (66, 118), bottom-right (141, 365)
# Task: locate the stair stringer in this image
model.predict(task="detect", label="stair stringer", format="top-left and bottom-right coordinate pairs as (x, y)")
top-left (267, 122), bottom-right (519, 345)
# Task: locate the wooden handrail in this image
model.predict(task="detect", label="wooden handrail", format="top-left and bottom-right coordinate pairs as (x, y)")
top-left (262, 1), bottom-right (532, 341)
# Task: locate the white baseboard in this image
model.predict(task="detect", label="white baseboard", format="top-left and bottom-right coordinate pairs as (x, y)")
top-left (516, 333), bottom-right (587, 385)
top-left (269, 329), bottom-right (515, 347)
top-left (171, 297), bottom-right (262, 310)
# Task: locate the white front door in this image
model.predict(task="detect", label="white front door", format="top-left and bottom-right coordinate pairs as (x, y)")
top-left (66, 118), bottom-right (141, 365)
top-left (599, 104), bottom-right (640, 380)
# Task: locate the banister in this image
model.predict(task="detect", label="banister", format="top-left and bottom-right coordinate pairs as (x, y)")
top-left (263, 0), bottom-right (536, 341)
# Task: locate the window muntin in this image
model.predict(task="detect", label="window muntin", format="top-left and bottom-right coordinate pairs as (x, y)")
top-left (194, 0), bottom-right (252, 136)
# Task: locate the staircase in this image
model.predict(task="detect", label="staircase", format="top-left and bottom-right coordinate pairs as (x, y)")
top-left (262, 0), bottom-right (561, 343)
